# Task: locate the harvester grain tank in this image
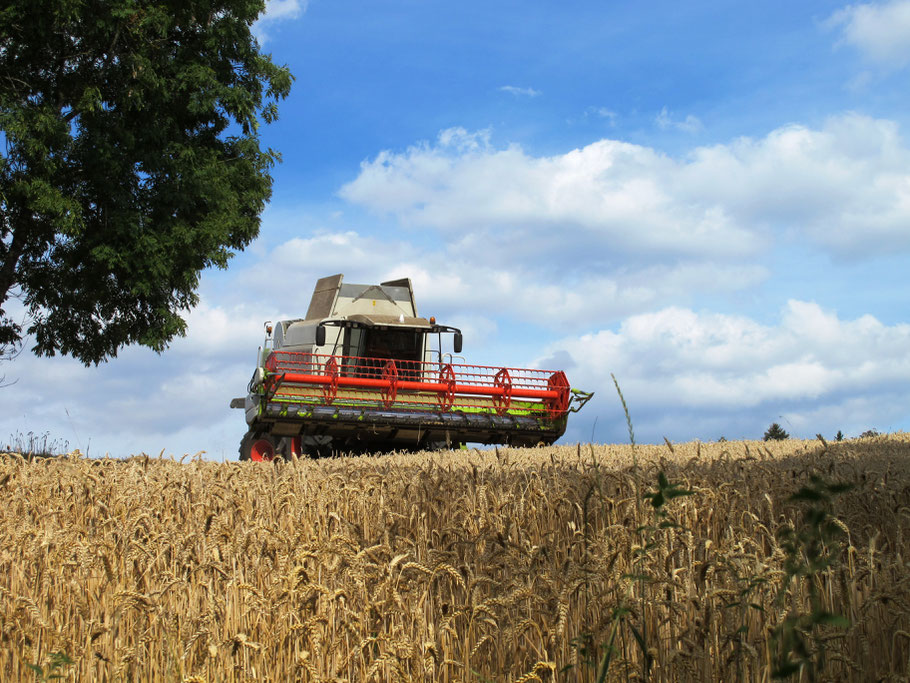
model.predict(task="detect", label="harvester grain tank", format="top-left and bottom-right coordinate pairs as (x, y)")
top-left (231, 274), bottom-right (592, 460)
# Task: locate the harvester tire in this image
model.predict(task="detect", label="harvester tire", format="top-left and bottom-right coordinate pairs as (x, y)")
top-left (239, 431), bottom-right (278, 462)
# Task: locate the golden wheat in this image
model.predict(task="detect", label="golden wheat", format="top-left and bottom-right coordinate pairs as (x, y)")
top-left (0, 435), bottom-right (908, 681)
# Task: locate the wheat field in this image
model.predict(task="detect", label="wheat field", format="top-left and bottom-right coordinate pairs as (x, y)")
top-left (1, 435), bottom-right (908, 682)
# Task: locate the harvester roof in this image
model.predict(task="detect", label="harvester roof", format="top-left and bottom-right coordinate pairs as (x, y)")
top-left (305, 273), bottom-right (420, 323)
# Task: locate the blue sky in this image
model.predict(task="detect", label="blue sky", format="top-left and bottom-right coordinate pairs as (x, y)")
top-left (5, 0), bottom-right (910, 457)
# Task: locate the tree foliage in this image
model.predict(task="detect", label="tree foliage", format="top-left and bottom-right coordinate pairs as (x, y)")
top-left (1, 0), bottom-right (292, 364)
top-left (764, 422), bottom-right (790, 441)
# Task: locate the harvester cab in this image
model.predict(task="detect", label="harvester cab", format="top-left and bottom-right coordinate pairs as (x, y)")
top-left (231, 274), bottom-right (592, 460)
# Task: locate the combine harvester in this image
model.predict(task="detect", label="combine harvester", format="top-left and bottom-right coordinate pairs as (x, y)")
top-left (231, 274), bottom-right (592, 460)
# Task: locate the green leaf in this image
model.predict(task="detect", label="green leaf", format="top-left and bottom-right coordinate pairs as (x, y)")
top-left (790, 487), bottom-right (825, 502)
top-left (49, 652), bottom-right (73, 667)
top-left (595, 621), bottom-right (620, 683)
top-left (627, 622), bottom-right (653, 672)
top-left (665, 488), bottom-right (694, 500)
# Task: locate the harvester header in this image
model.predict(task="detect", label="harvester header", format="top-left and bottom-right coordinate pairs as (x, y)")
top-left (231, 274), bottom-right (592, 460)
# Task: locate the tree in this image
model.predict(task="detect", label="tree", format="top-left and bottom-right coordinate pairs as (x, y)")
top-left (1, 0), bottom-right (292, 364)
top-left (764, 422), bottom-right (789, 441)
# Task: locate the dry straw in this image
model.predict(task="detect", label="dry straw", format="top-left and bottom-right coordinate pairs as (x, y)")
top-left (1, 435), bottom-right (909, 681)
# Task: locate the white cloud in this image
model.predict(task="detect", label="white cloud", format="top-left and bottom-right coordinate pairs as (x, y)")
top-left (437, 261), bottom-right (767, 328)
top-left (829, 0), bottom-right (910, 66)
top-left (684, 114), bottom-right (910, 255)
top-left (340, 128), bottom-right (761, 259)
top-left (235, 228), bottom-right (766, 331)
top-left (253, 0), bottom-right (307, 43)
top-left (0, 298), bottom-right (271, 458)
top-left (656, 107), bottom-right (703, 133)
top-left (230, 230), bottom-right (425, 316)
top-left (340, 114), bottom-right (910, 261)
top-left (499, 85), bottom-right (542, 97)
top-left (264, 0), bottom-right (306, 21)
top-left (543, 301), bottom-right (910, 442)
top-left (177, 301), bottom-right (269, 359)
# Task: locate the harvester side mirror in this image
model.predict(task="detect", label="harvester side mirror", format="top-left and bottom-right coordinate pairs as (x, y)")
top-left (453, 332), bottom-right (463, 355)
top-left (315, 325), bottom-right (326, 347)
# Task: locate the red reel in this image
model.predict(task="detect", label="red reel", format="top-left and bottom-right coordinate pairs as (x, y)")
top-left (381, 360), bottom-right (399, 408)
top-left (437, 364), bottom-right (456, 411)
top-left (493, 368), bottom-right (512, 415)
top-left (322, 356), bottom-right (339, 404)
top-left (545, 371), bottom-right (570, 418)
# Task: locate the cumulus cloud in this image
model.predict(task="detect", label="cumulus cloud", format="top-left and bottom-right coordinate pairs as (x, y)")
top-left (5, 349), bottom-right (250, 457)
top-left (340, 114), bottom-right (910, 260)
top-left (828, 0), bottom-right (910, 66)
top-left (233, 228), bottom-right (766, 331)
top-left (229, 231), bottom-right (426, 317)
top-left (2, 299), bottom-right (271, 457)
top-left (176, 301), bottom-right (269, 360)
top-left (340, 128), bottom-right (761, 259)
top-left (253, 0), bottom-right (307, 42)
top-left (684, 114), bottom-right (910, 255)
top-left (271, 231), bottom-right (414, 274)
top-left (542, 301), bottom-right (910, 442)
